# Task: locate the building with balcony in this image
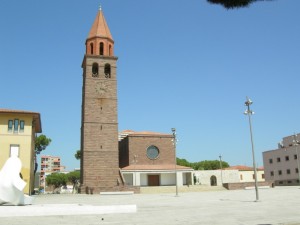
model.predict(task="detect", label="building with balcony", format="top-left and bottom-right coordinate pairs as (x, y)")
top-left (40, 155), bottom-right (65, 189)
top-left (263, 133), bottom-right (300, 186)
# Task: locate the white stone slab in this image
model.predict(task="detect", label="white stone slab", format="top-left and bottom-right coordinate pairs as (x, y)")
top-left (0, 204), bottom-right (137, 217)
top-left (100, 191), bottom-right (134, 195)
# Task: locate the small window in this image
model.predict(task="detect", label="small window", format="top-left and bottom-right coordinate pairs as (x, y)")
top-left (100, 42), bottom-right (104, 55)
top-left (10, 145), bottom-right (19, 157)
top-left (294, 154), bottom-right (298, 160)
top-left (287, 169), bottom-right (291, 174)
top-left (287, 180), bottom-right (292, 184)
top-left (104, 64), bottom-right (111, 78)
top-left (279, 181), bottom-right (283, 184)
top-left (285, 156), bottom-right (289, 161)
top-left (252, 174), bottom-right (255, 180)
top-left (296, 168), bottom-right (299, 174)
top-left (13, 119), bottom-right (19, 133)
top-left (270, 171), bottom-right (274, 176)
top-left (277, 157), bottom-right (281, 162)
top-left (269, 158), bottom-right (273, 164)
top-left (278, 170), bottom-right (282, 175)
top-left (20, 120), bottom-right (25, 132)
top-left (92, 63), bottom-right (99, 77)
top-left (8, 120), bottom-right (13, 132)
top-left (240, 174), bottom-right (243, 180)
top-left (262, 174), bottom-right (265, 179)
top-left (90, 43), bottom-right (94, 55)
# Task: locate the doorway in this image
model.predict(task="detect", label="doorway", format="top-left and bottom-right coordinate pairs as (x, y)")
top-left (210, 175), bottom-right (217, 186)
top-left (148, 175), bottom-right (160, 186)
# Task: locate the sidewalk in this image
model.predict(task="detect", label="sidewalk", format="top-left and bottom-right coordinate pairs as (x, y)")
top-left (0, 186), bottom-right (299, 225)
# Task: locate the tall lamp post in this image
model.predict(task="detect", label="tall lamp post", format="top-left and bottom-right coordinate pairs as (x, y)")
top-left (219, 155), bottom-right (223, 185)
top-left (292, 134), bottom-right (300, 185)
top-left (244, 97), bottom-right (259, 201)
top-left (172, 128), bottom-right (179, 197)
top-left (133, 154), bottom-right (138, 186)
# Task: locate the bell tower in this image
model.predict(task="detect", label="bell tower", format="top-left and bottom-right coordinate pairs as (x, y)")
top-left (80, 7), bottom-right (121, 193)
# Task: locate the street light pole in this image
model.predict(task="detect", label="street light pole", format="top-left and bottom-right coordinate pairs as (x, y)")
top-left (292, 134), bottom-right (300, 185)
top-left (172, 128), bottom-right (179, 197)
top-left (244, 97), bottom-right (259, 201)
top-left (133, 154), bottom-right (138, 186)
top-left (219, 155), bottom-right (223, 185)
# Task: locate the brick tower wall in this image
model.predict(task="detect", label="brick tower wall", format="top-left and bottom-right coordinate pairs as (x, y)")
top-left (80, 56), bottom-right (125, 193)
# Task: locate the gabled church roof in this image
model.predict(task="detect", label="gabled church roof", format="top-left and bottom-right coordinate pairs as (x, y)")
top-left (87, 7), bottom-right (113, 41)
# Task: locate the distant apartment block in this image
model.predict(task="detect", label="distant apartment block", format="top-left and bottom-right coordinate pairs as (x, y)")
top-left (40, 155), bottom-right (65, 188)
top-left (263, 133), bottom-right (300, 186)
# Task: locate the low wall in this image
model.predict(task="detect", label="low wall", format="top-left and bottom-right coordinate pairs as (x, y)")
top-left (79, 185), bottom-right (140, 194)
top-left (223, 181), bottom-right (273, 190)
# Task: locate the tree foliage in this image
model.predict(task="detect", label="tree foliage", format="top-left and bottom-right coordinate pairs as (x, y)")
top-left (177, 158), bottom-right (230, 170)
top-left (207, 0), bottom-right (273, 9)
top-left (35, 134), bottom-right (52, 154)
top-left (75, 150), bottom-right (81, 160)
top-left (45, 171), bottom-right (81, 193)
top-left (46, 173), bottom-right (67, 188)
top-left (67, 171), bottom-right (80, 188)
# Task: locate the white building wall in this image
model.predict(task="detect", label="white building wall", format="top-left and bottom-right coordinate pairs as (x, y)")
top-left (239, 170), bottom-right (265, 182)
top-left (194, 170), bottom-right (240, 186)
top-left (160, 173), bottom-right (175, 185)
top-left (140, 173), bottom-right (147, 186)
top-left (123, 173), bottom-right (133, 185)
top-left (177, 172), bottom-right (183, 186)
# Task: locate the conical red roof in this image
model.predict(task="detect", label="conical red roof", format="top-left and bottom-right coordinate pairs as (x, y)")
top-left (88, 8), bottom-right (113, 41)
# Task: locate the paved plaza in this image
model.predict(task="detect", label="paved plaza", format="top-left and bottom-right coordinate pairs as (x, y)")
top-left (0, 186), bottom-right (299, 225)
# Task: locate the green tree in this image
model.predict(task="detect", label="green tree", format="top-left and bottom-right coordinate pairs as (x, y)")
top-left (177, 158), bottom-right (230, 170)
top-left (35, 134), bottom-right (52, 155)
top-left (194, 160), bottom-right (230, 170)
top-left (207, 0), bottom-right (273, 9)
top-left (75, 150), bottom-right (81, 160)
top-left (34, 134), bottom-right (51, 174)
top-left (67, 171), bottom-right (80, 193)
top-left (46, 173), bottom-right (67, 189)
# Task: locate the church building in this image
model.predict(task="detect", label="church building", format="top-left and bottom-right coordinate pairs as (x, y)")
top-left (80, 7), bottom-right (193, 193)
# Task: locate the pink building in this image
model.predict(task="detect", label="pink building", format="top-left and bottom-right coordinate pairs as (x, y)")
top-left (263, 133), bottom-right (300, 186)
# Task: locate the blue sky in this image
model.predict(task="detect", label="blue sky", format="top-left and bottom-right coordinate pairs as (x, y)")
top-left (1, 0), bottom-right (299, 171)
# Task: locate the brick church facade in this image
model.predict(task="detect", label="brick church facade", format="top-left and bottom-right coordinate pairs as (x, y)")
top-left (80, 8), bottom-right (193, 193)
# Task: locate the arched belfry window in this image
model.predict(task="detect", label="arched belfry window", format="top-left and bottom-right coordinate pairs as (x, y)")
top-left (100, 42), bottom-right (104, 55)
top-left (92, 63), bottom-right (99, 77)
top-left (90, 43), bottom-right (94, 55)
top-left (109, 45), bottom-right (112, 56)
top-left (104, 64), bottom-right (111, 78)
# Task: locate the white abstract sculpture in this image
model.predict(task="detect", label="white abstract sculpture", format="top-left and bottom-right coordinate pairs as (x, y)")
top-left (0, 155), bottom-right (34, 206)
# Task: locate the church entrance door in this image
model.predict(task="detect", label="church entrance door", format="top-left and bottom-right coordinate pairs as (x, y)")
top-left (148, 175), bottom-right (159, 186)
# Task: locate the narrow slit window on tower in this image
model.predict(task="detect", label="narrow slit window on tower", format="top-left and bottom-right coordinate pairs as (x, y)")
top-left (92, 63), bottom-right (99, 77)
top-left (100, 42), bottom-right (104, 55)
top-left (104, 64), bottom-right (111, 78)
top-left (90, 43), bottom-right (94, 55)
